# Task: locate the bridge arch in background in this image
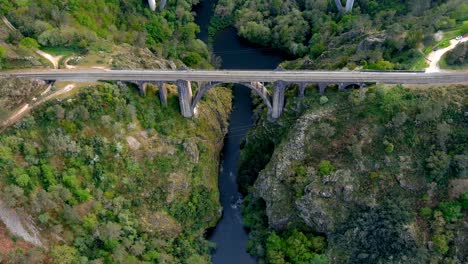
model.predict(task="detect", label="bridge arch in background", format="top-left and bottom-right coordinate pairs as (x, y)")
top-left (190, 82), bottom-right (273, 114)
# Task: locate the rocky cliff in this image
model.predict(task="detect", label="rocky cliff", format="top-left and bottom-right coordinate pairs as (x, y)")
top-left (244, 84), bottom-right (468, 263)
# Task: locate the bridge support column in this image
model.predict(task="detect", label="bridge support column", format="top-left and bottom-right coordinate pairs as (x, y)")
top-left (298, 83), bottom-right (306, 98)
top-left (177, 80), bottom-right (193, 118)
top-left (135, 81), bottom-right (148, 96)
top-left (345, 0), bottom-right (355, 12)
top-left (318, 83), bottom-right (328, 95)
top-left (272, 80), bottom-right (286, 119)
top-left (156, 81), bottom-right (167, 106)
top-left (338, 82), bottom-right (346, 92)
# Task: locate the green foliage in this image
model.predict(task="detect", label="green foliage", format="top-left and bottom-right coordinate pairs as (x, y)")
top-left (146, 15), bottom-right (173, 46)
top-left (217, 0), bottom-right (464, 69)
top-left (460, 193), bottom-right (468, 210)
top-left (419, 207), bottom-right (432, 220)
top-left (51, 245), bottom-right (78, 264)
top-left (444, 42), bottom-right (467, 66)
top-left (432, 234), bottom-right (449, 255)
top-left (0, 83), bottom-right (230, 262)
top-left (347, 202), bottom-right (417, 263)
top-left (437, 201), bottom-right (463, 222)
top-left (319, 96), bottom-right (329, 105)
top-left (0, 146), bottom-right (13, 166)
top-left (425, 151), bottom-right (451, 184)
top-left (265, 230), bottom-right (327, 264)
top-left (317, 160), bottom-right (335, 176)
top-left (182, 52), bottom-right (203, 67)
top-left (384, 143), bottom-right (394, 154)
top-left (19, 37), bottom-right (39, 50)
top-left (0, 46), bottom-right (6, 59)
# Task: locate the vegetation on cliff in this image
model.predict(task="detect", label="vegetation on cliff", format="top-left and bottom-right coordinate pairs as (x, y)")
top-left (0, 81), bottom-right (231, 262)
top-left (443, 41), bottom-right (467, 68)
top-left (0, 0), bottom-right (212, 69)
top-left (239, 84), bottom-right (467, 263)
top-left (213, 0), bottom-right (468, 69)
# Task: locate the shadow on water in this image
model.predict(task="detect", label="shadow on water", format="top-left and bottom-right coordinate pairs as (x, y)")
top-left (194, 1), bottom-right (287, 263)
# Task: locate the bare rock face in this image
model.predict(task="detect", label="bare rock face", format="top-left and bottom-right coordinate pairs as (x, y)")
top-left (182, 138), bottom-right (199, 163)
top-left (140, 211), bottom-right (181, 239)
top-left (296, 169), bottom-right (360, 234)
top-left (0, 200), bottom-right (44, 248)
top-left (254, 112), bottom-right (333, 230)
top-left (111, 47), bottom-right (178, 70)
top-left (254, 110), bottom-right (378, 234)
top-left (357, 35), bottom-right (385, 51)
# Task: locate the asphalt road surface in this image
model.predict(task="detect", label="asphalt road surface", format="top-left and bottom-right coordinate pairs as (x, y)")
top-left (2, 70), bottom-right (468, 84)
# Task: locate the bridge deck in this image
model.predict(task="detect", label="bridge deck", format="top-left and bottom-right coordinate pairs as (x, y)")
top-left (2, 70), bottom-right (468, 84)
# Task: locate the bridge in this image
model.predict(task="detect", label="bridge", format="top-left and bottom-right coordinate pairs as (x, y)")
top-left (3, 69), bottom-right (468, 119)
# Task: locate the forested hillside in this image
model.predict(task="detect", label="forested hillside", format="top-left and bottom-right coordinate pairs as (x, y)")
top-left (0, 0), bottom-right (211, 69)
top-left (239, 84), bottom-right (467, 263)
top-left (0, 81), bottom-right (231, 262)
top-left (213, 0), bottom-right (468, 69)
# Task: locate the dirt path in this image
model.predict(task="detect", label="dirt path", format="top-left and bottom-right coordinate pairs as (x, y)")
top-left (426, 36), bottom-right (468, 72)
top-left (36, 50), bottom-right (62, 69)
top-left (2, 84), bottom-right (76, 129)
top-left (1, 104), bottom-right (30, 127)
top-left (1, 16), bottom-right (16, 31)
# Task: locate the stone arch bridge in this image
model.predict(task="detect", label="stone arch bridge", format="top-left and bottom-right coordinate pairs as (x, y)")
top-left (4, 69), bottom-right (468, 119)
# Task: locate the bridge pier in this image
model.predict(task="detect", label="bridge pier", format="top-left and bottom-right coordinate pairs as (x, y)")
top-left (132, 81), bottom-right (148, 96)
top-left (298, 83), bottom-right (306, 98)
top-left (335, 0), bottom-right (355, 12)
top-left (318, 83), bottom-right (328, 95)
top-left (156, 81), bottom-right (167, 106)
top-left (177, 80), bottom-right (193, 118)
top-left (338, 82), bottom-right (347, 92)
top-left (272, 80), bottom-right (286, 119)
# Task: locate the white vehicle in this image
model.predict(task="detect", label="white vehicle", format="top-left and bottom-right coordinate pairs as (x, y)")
top-left (455, 35), bottom-right (462, 40)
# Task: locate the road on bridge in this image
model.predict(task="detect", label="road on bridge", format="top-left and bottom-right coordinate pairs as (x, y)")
top-left (2, 70), bottom-right (468, 84)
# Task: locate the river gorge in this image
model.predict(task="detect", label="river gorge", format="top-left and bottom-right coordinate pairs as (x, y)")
top-left (194, 0), bottom-right (286, 263)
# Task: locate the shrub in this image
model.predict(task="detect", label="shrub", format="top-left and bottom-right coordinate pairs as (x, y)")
top-left (432, 234), bottom-right (449, 255)
top-left (50, 245), bottom-right (78, 264)
top-left (19, 37), bottom-right (39, 49)
top-left (384, 143), bottom-right (394, 154)
top-left (317, 160), bottom-right (335, 176)
top-left (437, 201), bottom-right (462, 222)
top-left (419, 207), bottom-right (432, 220)
top-left (460, 193), bottom-right (468, 210)
top-left (319, 96), bottom-right (329, 105)
top-left (182, 52), bottom-right (203, 67)
top-left (0, 46), bottom-right (5, 59)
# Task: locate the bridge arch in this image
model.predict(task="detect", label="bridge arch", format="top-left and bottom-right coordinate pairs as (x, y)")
top-left (191, 82), bottom-right (273, 114)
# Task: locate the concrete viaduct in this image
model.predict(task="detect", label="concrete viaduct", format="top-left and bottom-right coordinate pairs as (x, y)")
top-left (4, 69), bottom-right (468, 119)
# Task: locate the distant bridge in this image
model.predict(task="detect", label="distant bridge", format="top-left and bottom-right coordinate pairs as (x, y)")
top-left (3, 69), bottom-right (468, 119)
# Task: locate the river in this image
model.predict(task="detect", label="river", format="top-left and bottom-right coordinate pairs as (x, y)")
top-left (193, 1), bottom-right (286, 263)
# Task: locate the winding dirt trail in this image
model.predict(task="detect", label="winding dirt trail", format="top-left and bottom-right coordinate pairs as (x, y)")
top-left (426, 36), bottom-right (468, 72)
top-left (35, 50), bottom-right (62, 69)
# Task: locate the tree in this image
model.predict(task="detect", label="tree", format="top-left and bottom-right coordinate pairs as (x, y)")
top-left (0, 146), bottom-right (13, 166)
top-left (347, 202), bottom-right (419, 263)
top-left (317, 160), bottom-right (335, 176)
top-left (239, 22), bottom-right (271, 46)
top-left (432, 234), bottom-right (449, 255)
top-left (437, 201), bottom-right (462, 222)
top-left (51, 245), bottom-right (78, 264)
top-left (445, 42), bottom-right (467, 66)
top-left (19, 37), bottom-right (39, 50)
top-left (425, 151), bottom-right (451, 184)
top-left (146, 16), bottom-right (172, 45)
top-left (0, 45), bottom-right (6, 67)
